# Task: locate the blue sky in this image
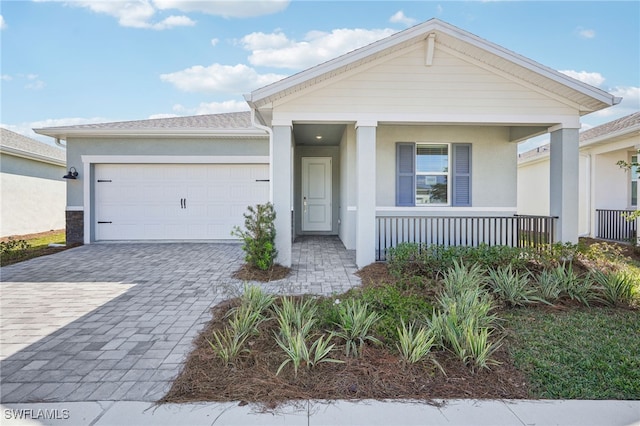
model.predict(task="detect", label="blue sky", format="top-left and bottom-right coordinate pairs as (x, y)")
top-left (1, 1), bottom-right (639, 151)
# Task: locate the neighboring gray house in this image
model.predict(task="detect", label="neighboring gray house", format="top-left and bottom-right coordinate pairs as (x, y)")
top-left (519, 112), bottom-right (639, 243)
top-left (36, 18), bottom-right (619, 268)
top-left (0, 128), bottom-right (66, 237)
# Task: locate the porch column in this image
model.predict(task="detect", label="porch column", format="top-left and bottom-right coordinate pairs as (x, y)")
top-left (272, 125), bottom-right (293, 267)
top-left (549, 127), bottom-right (580, 243)
top-left (355, 122), bottom-right (377, 268)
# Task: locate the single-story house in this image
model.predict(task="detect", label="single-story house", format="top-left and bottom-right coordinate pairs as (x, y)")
top-left (35, 18), bottom-right (620, 268)
top-left (518, 112), bottom-right (639, 243)
top-left (0, 128), bottom-right (66, 237)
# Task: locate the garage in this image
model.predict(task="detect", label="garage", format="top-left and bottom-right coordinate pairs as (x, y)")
top-left (94, 163), bottom-right (269, 241)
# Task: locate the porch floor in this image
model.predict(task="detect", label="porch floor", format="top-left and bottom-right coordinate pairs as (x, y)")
top-left (286, 235), bottom-right (361, 295)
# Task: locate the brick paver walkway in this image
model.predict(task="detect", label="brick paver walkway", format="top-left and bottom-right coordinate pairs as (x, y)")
top-left (0, 237), bottom-right (359, 403)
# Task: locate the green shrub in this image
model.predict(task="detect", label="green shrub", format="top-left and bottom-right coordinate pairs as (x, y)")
top-left (356, 286), bottom-right (434, 342)
top-left (0, 238), bottom-right (30, 260)
top-left (388, 243), bottom-right (532, 278)
top-left (231, 203), bottom-right (277, 270)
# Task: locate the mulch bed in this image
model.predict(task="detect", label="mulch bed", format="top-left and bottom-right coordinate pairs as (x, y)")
top-left (160, 291), bottom-right (529, 407)
top-left (232, 264), bottom-right (291, 282)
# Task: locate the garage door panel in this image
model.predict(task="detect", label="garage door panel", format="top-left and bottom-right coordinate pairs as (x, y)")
top-left (95, 163), bottom-right (268, 240)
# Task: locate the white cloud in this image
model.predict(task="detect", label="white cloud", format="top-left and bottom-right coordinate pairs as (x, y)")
top-left (241, 27), bottom-right (397, 69)
top-left (210, 38), bottom-right (219, 47)
top-left (436, 4), bottom-right (443, 14)
top-left (576, 27), bottom-right (596, 39)
top-left (611, 85), bottom-right (640, 107)
top-left (148, 113), bottom-right (180, 119)
top-left (559, 70), bottom-right (605, 87)
top-left (193, 100), bottom-right (250, 114)
top-left (152, 0), bottom-right (289, 18)
top-left (151, 100), bottom-right (250, 118)
top-left (0, 15), bottom-right (7, 30)
top-left (160, 63), bottom-right (286, 93)
top-left (25, 80), bottom-right (46, 90)
top-left (1, 74), bottom-right (12, 81)
top-left (390, 10), bottom-right (416, 27)
top-left (2, 116), bottom-right (108, 144)
top-left (36, 0), bottom-right (195, 30)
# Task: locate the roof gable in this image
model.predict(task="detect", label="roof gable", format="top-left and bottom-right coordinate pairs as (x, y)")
top-left (246, 18), bottom-right (618, 119)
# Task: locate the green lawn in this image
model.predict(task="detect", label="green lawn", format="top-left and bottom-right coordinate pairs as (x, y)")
top-left (505, 307), bottom-right (640, 399)
top-left (0, 230), bottom-right (67, 266)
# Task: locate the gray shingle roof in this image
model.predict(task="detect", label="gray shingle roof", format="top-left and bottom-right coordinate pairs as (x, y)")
top-left (579, 111), bottom-right (640, 143)
top-left (39, 111), bottom-right (254, 131)
top-left (518, 111), bottom-right (640, 162)
top-left (1, 128), bottom-right (65, 163)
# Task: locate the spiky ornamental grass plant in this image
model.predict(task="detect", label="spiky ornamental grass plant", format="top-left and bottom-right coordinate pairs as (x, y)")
top-left (534, 269), bottom-right (563, 303)
top-left (431, 261), bottom-right (502, 371)
top-left (487, 265), bottom-right (544, 307)
top-left (552, 263), bottom-right (597, 306)
top-left (396, 320), bottom-right (437, 365)
top-left (239, 283), bottom-right (275, 315)
top-left (206, 327), bottom-right (250, 366)
top-left (332, 299), bottom-right (381, 357)
top-left (593, 270), bottom-right (639, 307)
top-left (273, 297), bottom-right (341, 376)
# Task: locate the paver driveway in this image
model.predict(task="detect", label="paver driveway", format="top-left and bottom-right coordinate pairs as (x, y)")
top-left (0, 238), bottom-right (359, 403)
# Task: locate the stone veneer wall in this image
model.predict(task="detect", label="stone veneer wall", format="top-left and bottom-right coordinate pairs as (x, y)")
top-left (65, 210), bottom-right (84, 245)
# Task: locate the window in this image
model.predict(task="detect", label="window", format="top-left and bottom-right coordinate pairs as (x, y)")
top-left (632, 154), bottom-right (638, 207)
top-left (416, 144), bottom-right (449, 205)
top-left (396, 142), bottom-right (471, 207)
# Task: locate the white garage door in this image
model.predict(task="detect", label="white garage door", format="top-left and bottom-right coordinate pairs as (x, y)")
top-left (94, 163), bottom-right (269, 241)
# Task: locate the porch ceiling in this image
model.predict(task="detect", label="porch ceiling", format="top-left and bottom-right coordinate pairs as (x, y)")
top-left (293, 123), bottom-right (346, 146)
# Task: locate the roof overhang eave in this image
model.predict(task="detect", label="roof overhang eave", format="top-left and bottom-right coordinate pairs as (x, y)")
top-left (0, 146), bottom-right (66, 166)
top-left (34, 127), bottom-right (268, 140)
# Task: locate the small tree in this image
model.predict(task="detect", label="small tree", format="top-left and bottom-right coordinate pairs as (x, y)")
top-left (232, 203), bottom-right (277, 270)
top-left (617, 149), bottom-right (640, 222)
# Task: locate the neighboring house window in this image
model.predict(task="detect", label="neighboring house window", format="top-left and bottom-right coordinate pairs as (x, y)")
top-left (632, 154), bottom-right (638, 207)
top-left (396, 142), bottom-right (471, 207)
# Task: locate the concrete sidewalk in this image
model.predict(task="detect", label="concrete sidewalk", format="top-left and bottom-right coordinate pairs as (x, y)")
top-left (1, 399), bottom-right (639, 425)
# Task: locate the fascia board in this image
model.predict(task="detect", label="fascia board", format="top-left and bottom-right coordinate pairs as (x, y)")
top-left (34, 128), bottom-right (268, 139)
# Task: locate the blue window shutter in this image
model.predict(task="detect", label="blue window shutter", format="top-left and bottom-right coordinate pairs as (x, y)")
top-left (452, 143), bottom-right (472, 207)
top-left (396, 142), bottom-right (415, 206)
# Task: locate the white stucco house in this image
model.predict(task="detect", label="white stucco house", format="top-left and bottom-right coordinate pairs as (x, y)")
top-left (35, 19), bottom-right (620, 268)
top-left (519, 112), bottom-right (639, 243)
top-left (0, 128), bottom-right (66, 237)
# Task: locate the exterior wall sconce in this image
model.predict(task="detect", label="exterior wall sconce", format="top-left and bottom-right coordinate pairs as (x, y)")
top-left (63, 167), bottom-right (78, 179)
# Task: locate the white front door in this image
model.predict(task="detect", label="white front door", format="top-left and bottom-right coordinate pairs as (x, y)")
top-left (302, 157), bottom-right (332, 231)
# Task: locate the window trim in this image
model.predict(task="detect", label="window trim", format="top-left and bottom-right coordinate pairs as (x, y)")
top-left (415, 142), bottom-right (451, 206)
top-left (395, 142), bottom-right (472, 208)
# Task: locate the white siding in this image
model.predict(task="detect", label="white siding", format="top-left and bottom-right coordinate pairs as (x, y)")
top-left (1, 172), bottom-right (65, 237)
top-left (275, 43), bottom-right (576, 118)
